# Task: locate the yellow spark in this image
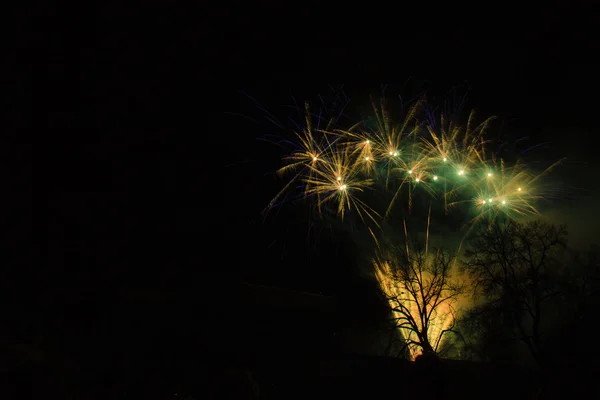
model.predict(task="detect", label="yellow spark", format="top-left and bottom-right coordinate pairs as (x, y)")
top-left (482, 200), bottom-right (486, 204)
top-left (266, 102), bottom-right (339, 212)
top-left (394, 151), bottom-right (398, 156)
top-left (301, 144), bottom-right (381, 227)
top-left (501, 200), bottom-right (506, 204)
top-left (415, 177), bottom-right (420, 183)
top-left (433, 175), bottom-right (438, 181)
top-left (458, 169), bottom-right (465, 175)
top-left (488, 198), bottom-right (493, 203)
top-left (422, 110), bottom-right (494, 178)
top-left (408, 169), bottom-right (413, 174)
top-left (365, 157), bottom-right (370, 161)
top-left (517, 187), bottom-right (522, 191)
top-left (487, 172), bottom-right (493, 177)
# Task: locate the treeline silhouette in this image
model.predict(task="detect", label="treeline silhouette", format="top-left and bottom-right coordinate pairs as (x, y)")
top-left (3, 221), bottom-right (599, 399)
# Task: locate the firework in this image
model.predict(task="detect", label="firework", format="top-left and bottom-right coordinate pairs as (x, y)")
top-left (303, 144), bottom-right (380, 227)
top-left (446, 156), bottom-right (567, 228)
top-left (265, 103), bottom-right (339, 212)
top-left (270, 99), bottom-right (560, 233)
top-left (265, 94), bottom-right (563, 359)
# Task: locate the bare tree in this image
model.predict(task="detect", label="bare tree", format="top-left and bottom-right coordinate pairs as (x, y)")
top-left (464, 220), bottom-right (567, 366)
top-left (375, 242), bottom-right (466, 359)
top-left (560, 245), bottom-right (600, 320)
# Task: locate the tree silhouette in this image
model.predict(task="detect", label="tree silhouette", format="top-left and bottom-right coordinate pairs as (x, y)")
top-left (464, 220), bottom-right (567, 366)
top-left (545, 245), bottom-right (600, 363)
top-left (375, 243), bottom-right (466, 359)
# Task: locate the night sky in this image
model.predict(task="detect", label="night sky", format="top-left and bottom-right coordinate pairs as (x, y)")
top-left (7, 10), bottom-right (600, 392)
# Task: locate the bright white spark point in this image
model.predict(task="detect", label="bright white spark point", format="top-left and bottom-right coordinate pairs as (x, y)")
top-left (501, 200), bottom-right (506, 204)
top-left (488, 172), bottom-right (493, 177)
top-left (458, 169), bottom-right (464, 175)
top-left (433, 175), bottom-right (438, 181)
top-left (365, 140), bottom-right (370, 144)
top-left (312, 157), bottom-right (317, 161)
top-left (488, 198), bottom-right (493, 203)
top-left (517, 187), bottom-right (522, 191)
top-left (337, 176), bottom-right (342, 181)
top-left (394, 152), bottom-right (398, 156)
top-left (443, 157), bottom-right (447, 162)
top-left (365, 157), bottom-right (370, 161)
top-left (389, 151), bottom-right (393, 155)
top-left (340, 184), bottom-right (347, 190)
top-left (482, 200), bottom-right (486, 204)
top-left (415, 177), bottom-right (420, 183)
top-left (408, 170), bottom-right (413, 174)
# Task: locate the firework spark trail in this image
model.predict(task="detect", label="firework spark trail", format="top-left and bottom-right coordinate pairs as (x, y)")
top-left (264, 103), bottom-right (341, 213)
top-left (303, 144), bottom-right (380, 225)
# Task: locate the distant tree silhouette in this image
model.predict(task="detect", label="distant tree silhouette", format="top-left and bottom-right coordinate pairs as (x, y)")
top-left (546, 244), bottom-right (600, 363)
top-left (458, 297), bottom-right (521, 362)
top-left (464, 220), bottom-right (568, 366)
top-left (375, 242), bottom-right (466, 359)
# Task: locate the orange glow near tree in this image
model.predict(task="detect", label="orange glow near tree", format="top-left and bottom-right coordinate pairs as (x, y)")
top-left (374, 246), bottom-right (466, 360)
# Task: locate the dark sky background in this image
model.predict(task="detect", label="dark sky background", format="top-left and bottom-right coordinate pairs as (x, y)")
top-left (6, 6), bottom-right (600, 390)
